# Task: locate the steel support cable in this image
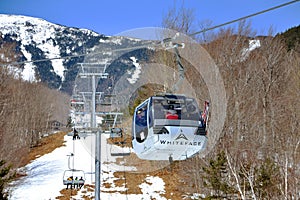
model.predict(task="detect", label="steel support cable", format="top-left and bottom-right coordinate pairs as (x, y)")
top-left (188, 0), bottom-right (300, 37)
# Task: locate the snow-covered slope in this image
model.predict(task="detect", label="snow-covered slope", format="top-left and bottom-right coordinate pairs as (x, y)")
top-left (8, 134), bottom-right (167, 200)
top-left (1, 15), bottom-right (64, 81)
top-left (0, 15), bottom-right (100, 83)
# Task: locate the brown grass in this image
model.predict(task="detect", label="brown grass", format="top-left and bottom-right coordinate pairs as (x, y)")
top-left (107, 163), bottom-right (189, 199)
top-left (56, 188), bottom-right (78, 200)
top-left (107, 134), bottom-right (132, 148)
top-left (20, 131), bottom-right (67, 167)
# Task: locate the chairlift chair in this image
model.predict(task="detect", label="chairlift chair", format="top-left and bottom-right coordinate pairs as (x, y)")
top-left (63, 169), bottom-right (85, 187)
top-left (109, 127), bottom-right (131, 157)
top-left (97, 94), bottom-right (116, 106)
top-left (110, 127), bottom-right (123, 138)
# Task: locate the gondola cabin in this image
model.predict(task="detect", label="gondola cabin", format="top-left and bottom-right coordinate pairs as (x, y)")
top-left (132, 94), bottom-right (209, 161)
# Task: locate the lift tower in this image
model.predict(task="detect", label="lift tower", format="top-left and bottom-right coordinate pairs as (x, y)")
top-left (76, 62), bottom-right (108, 200)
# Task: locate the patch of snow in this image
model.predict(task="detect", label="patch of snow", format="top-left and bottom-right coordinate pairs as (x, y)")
top-left (249, 40), bottom-right (261, 51)
top-left (99, 36), bottom-right (123, 45)
top-left (0, 14), bottom-right (65, 81)
top-left (8, 132), bottom-right (167, 200)
top-left (241, 39), bottom-right (261, 61)
top-left (139, 176), bottom-right (167, 200)
top-left (127, 56), bottom-right (141, 84)
top-left (183, 193), bottom-right (205, 199)
top-left (19, 45), bottom-right (36, 82)
top-left (22, 63), bottom-right (36, 82)
top-left (126, 37), bottom-right (142, 42)
top-left (111, 37), bottom-right (123, 45)
top-left (79, 28), bottom-right (100, 37)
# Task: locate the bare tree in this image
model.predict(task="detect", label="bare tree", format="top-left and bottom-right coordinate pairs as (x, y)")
top-left (161, 1), bottom-right (196, 35)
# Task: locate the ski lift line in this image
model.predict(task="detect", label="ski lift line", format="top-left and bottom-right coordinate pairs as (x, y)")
top-left (1, 0), bottom-right (298, 68)
top-left (189, 0), bottom-right (300, 37)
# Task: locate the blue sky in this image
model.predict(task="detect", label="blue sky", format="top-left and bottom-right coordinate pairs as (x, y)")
top-left (0, 0), bottom-right (299, 36)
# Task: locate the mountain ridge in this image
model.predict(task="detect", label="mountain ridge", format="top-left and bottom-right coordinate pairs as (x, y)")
top-left (1, 14), bottom-right (299, 95)
top-left (0, 14), bottom-right (144, 94)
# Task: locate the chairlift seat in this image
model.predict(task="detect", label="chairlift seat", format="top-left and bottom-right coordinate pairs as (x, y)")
top-left (100, 102), bottom-right (112, 106)
top-left (110, 132), bottom-right (122, 138)
top-left (103, 119), bottom-right (122, 125)
top-left (63, 179), bottom-right (85, 185)
top-left (111, 127), bottom-right (122, 133)
top-left (63, 169), bottom-right (85, 186)
top-left (104, 94), bottom-right (116, 97)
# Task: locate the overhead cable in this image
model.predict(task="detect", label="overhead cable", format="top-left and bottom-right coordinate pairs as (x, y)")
top-left (189, 0), bottom-right (300, 36)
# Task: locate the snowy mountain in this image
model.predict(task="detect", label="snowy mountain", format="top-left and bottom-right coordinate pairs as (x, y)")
top-left (1, 14), bottom-right (269, 97)
top-left (0, 14), bottom-right (150, 94)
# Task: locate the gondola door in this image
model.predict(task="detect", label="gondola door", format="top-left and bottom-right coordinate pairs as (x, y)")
top-left (134, 100), bottom-right (149, 143)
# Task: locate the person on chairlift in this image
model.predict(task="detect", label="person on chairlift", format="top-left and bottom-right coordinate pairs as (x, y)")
top-left (136, 108), bottom-right (146, 126)
top-left (73, 128), bottom-right (80, 140)
top-left (66, 176), bottom-right (73, 189)
top-left (79, 176), bottom-right (84, 189)
top-left (74, 177), bottom-right (79, 189)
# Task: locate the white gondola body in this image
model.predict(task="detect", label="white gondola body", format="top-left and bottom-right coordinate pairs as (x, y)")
top-left (132, 94), bottom-right (208, 161)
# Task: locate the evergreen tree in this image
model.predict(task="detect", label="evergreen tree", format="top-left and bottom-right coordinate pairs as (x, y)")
top-left (255, 158), bottom-right (281, 199)
top-left (0, 160), bottom-right (15, 200)
top-left (276, 25), bottom-right (300, 52)
top-left (202, 151), bottom-right (234, 199)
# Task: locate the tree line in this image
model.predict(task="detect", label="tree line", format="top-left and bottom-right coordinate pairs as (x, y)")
top-left (0, 38), bottom-right (70, 199)
top-left (0, 42), bottom-right (70, 166)
top-left (162, 5), bottom-right (299, 199)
